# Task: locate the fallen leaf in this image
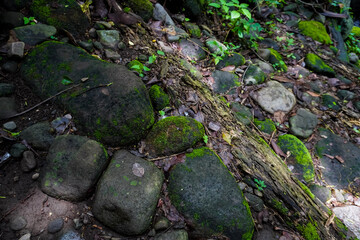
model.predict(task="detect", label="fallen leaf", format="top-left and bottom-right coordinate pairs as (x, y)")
top-left (221, 65), bottom-right (236, 72)
top-left (132, 163), bottom-right (145, 177)
top-left (271, 139), bottom-right (287, 157)
top-left (222, 132), bottom-right (232, 145)
top-left (323, 153), bottom-right (334, 159)
top-left (306, 91), bottom-right (320, 97)
top-left (273, 111), bottom-right (286, 124)
top-left (271, 75), bottom-right (294, 83)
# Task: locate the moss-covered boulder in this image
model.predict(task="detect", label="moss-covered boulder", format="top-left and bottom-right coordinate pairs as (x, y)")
top-left (277, 134), bottom-right (315, 183)
top-left (298, 21), bottom-right (331, 44)
top-left (93, 150), bottom-right (164, 235)
top-left (149, 85), bottom-right (170, 111)
top-left (254, 118), bottom-right (276, 135)
top-left (268, 48), bottom-right (287, 72)
top-left (216, 52), bottom-right (246, 70)
top-left (30, 0), bottom-right (89, 37)
top-left (21, 41), bottom-right (154, 146)
top-left (211, 70), bottom-right (240, 94)
top-left (168, 147), bottom-right (254, 239)
top-left (123, 0), bottom-right (154, 22)
top-left (145, 116), bottom-right (204, 156)
top-left (321, 94), bottom-right (340, 111)
top-left (243, 64), bottom-right (266, 85)
top-left (40, 135), bottom-right (108, 201)
top-left (305, 53), bottom-right (335, 77)
top-left (230, 102), bottom-right (252, 126)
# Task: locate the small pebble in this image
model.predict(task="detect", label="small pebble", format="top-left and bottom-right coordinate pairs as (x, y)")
top-left (19, 233), bottom-right (31, 240)
top-left (32, 173), bottom-right (40, 180)
top-left (21, 151), bottom-right (37, 172)
top-left (254, 189), bottom-right (263, 197)
top-left (10, 216), bottom-right (27, 231)
top-left (13, 176), bottom-right (19, 182)
top-left (238, 182), bottom-right (247, 190)
top-left (334, 189), bottom-right (345, 202)
top-left (48, 218), bottom-right (64, 233)
top-left (354, 198), bottom-right (360, 206)
top-left (154, 216), bottom-right (170, 231)
top-left (73, 218), bottom-right (82, 230)
top-left (10, 143), bottom-right (27, 158)
top-left (3, 121), bottom-right (17, 131)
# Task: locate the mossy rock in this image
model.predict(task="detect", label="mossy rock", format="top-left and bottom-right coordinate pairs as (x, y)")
top-left (304, 53), bottom-right (335, 77)
top-left (30, 0), bottom-right (89, 37)
top-left (184, 22), bottom-right (201, 38)
top-left (211, 70), bottom-right (240, 94)
top-left (168, 147), bottom-right (254, 239)
top-left (216, 52), bottom-right (246, 70)
top-left (145, 116), bottom-right (204, 156)
top-left (268, 48), bottom-right (287, 72)
top-left (351, 26), bottom-right (360, 38)
top-left (321, 94), bottom-right (340, 111)
top-left (230, 102), bottom-right (252, 126)
top-left (243, 64), bottom-right (266, 85)
top-left (277, 134), bottom-right (315, 183)
top-left (298, 21), bottom-right (331, 44)
top-left (123, 0), bottom-right (154, 22)
top-left (254, 118), bottom-right (276, 135)
top-left (149, 85), bottom-right (170, 111)
top-left (21, 41), bottom-right (154, 146)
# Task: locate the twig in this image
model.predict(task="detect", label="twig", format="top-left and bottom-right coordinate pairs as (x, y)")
top-left (147, 151), bottom-right (187, 162)
top-left (5, 83), bottom-right (81, 119)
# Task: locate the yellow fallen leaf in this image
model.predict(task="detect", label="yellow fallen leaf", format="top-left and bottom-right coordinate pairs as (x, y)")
top-left (222, 132), bottom-right (232, 145)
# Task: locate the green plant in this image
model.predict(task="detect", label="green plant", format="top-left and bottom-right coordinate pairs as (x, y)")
top-left (203, 135), bottom-right (209, 144)
top-left (208, 0), bottom-right (262, 47)
top-left (148, 54), bottom-right (157, 64)
top-left (130, 64), bottom-right (150, 77)
top-left (23, 16), bottom-right (36, 25)
top-left (286, 53), bottom-right (296, 59)
top-left (346, 33), bottom-right (360, 55)
top-left (254, 178), bottom-right (267, 191)
top-left (260, 0), bottom-right (286, 7)
top-left (159, 110), bottom-right (165, 116)
top-left (3, 129), bottom-right (21, 137)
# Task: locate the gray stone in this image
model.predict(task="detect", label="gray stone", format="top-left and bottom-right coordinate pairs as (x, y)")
top-left (1, 61), bottom-right (18, 73)
top-left (333, 206), bottom-right (360, 238)
top-left (93, 150), bottom-right (164, 235)
top-left (315, 129), bottom-right (360, 192)
top-left (254, 60), bottom-right (274, 74)
top-left (20, 122), bottom-right (54, 150)
top-left (40, 135), bottom-right (108, 201)
top-left (3, 121), bottom-right (16, 131)
top-left (97, 30), bottom-right (120, 49)
top-left (59, 230), bottom-right (83, 240)
top-left (21, 151), bottom-right (37, 172)
top-left (30, 0), bottom-right (89, 37)
top-left (19, 233), bottom-right (31, 240)
top-left (259, 39), bottom-right (280, 51)
top-left (337, 90), bottom-right (355, 100)
top-left (154, 230), bottom-right (188, 240)
top-left (216, 52), bottom-right (245, 70)
top-left (47, 218), bottom-right (64, 233)
top-left (179, 38), bottom-right (206, 61)
top-left (32, 173), bottom-right (39, 180)
top-left (258, 48), bottom-right (271, 61)
top-left (94, 21), bottom-right (112, 29)
top-left (7, 42), bottom-right (25, 58)
top-left (212, 70), bottom-right (239, 94)
top-left (308, 184), bottom-right (331, 203)
top-left (255, 225), bottom-right (280, 240)
top-left (73, 218), bottom-right (82, 230)
top-left (0, 97), bottom-right (17, 120)
top-left (244, 64), bottom-right (266, 85)
top-left (104, 49), bottom-right (120, 60)
top-left (154, 216), bottom-right (170, 230)
top-left (10, 143), bottom-right (27, 158)
top-left (166, 34), bottom-right (180, 42)
top-left (78, 41), bottom-right (93, 52)
top-left (93, 41), bottom-right (103, 50)
top-left (290, 108), bottom-right (318, 138)
top-left (184, 22), bottom-right (201, 38)
top-left (0, 84), bottom-right (13, 100)
top-left (168, 147), bottom-right (254, 239)
top-left (21, 41), bottom-right (154, 145)
top-left (251, 81), bottom-right (296, 114)
top-left (230, 102), bottom-right (252, 126)
top-left (10, 216), bottom-right (27, 231)
top-left (334, 189), bottom-right (345, 202)
top-left (153, 3), bottom-right (175, 26)
top-left (158, 41), bottom-right (173, 53)
top-left (244, 193), bottom-right (264, 212)
top-left (348, 52), bottom-right (359, 63)
top-left (13, 24), bottom-right (57, 46)
top-left (206, 38), bottom-right (227, 55)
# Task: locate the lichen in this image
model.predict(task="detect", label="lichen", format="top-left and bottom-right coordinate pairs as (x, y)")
top-left (277, 134), bottom-right (315, 183)
top-left (298, 21), bottom-right (331, 44)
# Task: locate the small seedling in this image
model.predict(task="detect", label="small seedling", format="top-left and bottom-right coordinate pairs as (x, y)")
top-left (148, 54), bottom-right (157, 64)
top-left (254, 178), bottom-right (266, 191)
top-left (159, 110), bottom-right (165, 116)
top-left (203, 135), bottom-right (208, 144)
top-left (23, 16), bottom-right (36, 25)
top-left (157, 50), bottom-right (165, 56)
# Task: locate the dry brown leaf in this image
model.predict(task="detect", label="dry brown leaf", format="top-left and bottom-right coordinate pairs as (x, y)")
top-left (274, 111), bottom-right (286, 124)
top-left (306, 91), bottom-right (321, 97)
top-left (221, 65), bottom-right (236, 72)
top-left (335, 155), bottom-right (345, 164)
top-left (271, 139), bottom-right (287, 157)
top-left (271, 75), bottom-right (294, 83)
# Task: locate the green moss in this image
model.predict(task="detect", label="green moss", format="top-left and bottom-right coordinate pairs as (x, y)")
top-left (351, 26), bottom-right (360, 38)
top-left (296, 222), bottom-right (320, 240)
top-left (271, 199), bottom-right (289, 215)
top-left (298, 21), bottom-right (331, 44)
top-left (296, 179), bottom-right (315, 199)
top-left (268, 48), bottom-right (288, 72)
top-left (149, 85), bottom-right (170, 111)
top-left (254, 118), bottom-right (276, 135)
top-left (186, 147), bottom-right (213, 159)
top-left (277, 134), bottom-right (315, 183)
top-left (305, 53), bottom-right (335, 77)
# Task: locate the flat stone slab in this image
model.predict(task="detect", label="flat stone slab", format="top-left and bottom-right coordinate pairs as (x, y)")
top-left (13, 24), bottom-right (56, 45)
top-left (251, 80), bottom-right (296, 114)
top-left (93, 150), bottom-right (164, 235)
top-left (40, 135), bottom-right (108, 201)
top-left (179, 38), bottom-right (206, 61)
top-left (168, 147), bottom-right (254, 239)
top-left (315, 129), bottom-right (360, 193)
top-left (21, 41), bottom-right (154, 145)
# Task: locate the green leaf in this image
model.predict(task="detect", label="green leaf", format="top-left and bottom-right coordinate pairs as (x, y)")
top-left (148, 55), bottom-right (156, 64)
top-left (123, 7), bottom-right (131, 13)
top-left (130, 64), bottom-right (141, 70)
top-left (23, 17), bottom-right (29, 25)
top-left (143, 66), bottom-right (150, 71)
top-left (61, 76), bottom-right (73, 85)
top-left (241, 8), bottom-right (251, 19)
top-left (159, 110), bottom-right (165, 116)
top-left (203, 135), bottom-right (208, 144)
top-left (230, 11), bottom-right (240, 19)
top-left (209, 2), bottom-right (220, 8)
top-left (223, 6), bottom-right (229, 14)
top-left (185, 18), bottom-right (190, 21)
top-left (157, 50), bottom-right (165, 56)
